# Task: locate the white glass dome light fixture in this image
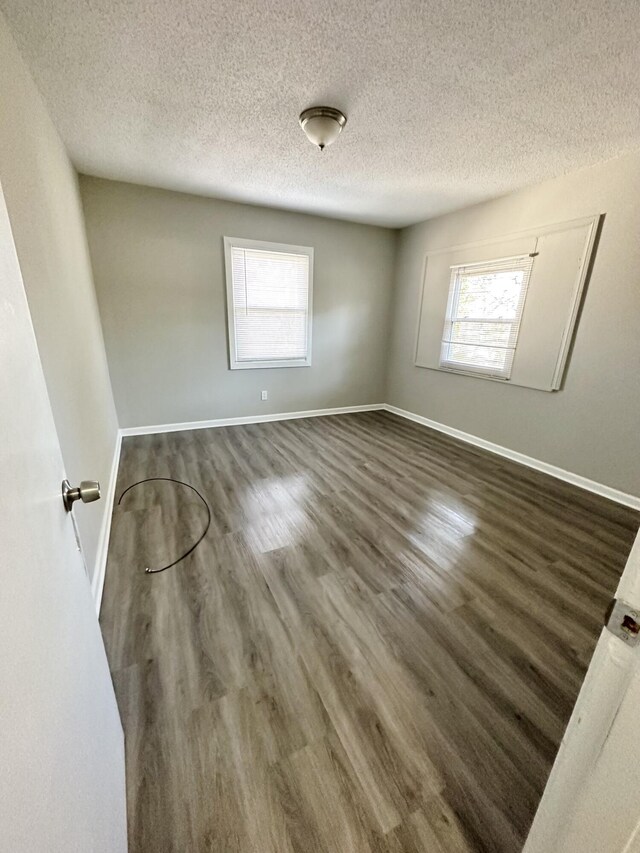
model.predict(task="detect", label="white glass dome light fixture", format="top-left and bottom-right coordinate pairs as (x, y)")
top-left (299, 106), bottom-right (347, 151)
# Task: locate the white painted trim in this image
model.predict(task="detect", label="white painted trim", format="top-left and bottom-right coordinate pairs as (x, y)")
top-left (99, 406), bottom-right (381, 610)
top-left (119, 404), bottom-right (385, 437)
top-left (524, 530), bottom-right (640, 852)
top-left (97, 402), bottom-right (637, 615)
top-left (524, 630), bottom-right (637, 852)
top-left (383, 404), bottom-right (640, 510)
top-left (421, 213), bottom-right (602, 258)
top-left (550, 215), bottom-right (600, 390)
top-left (119, 402), bottom-right (639, 508)
top-left (91, 430), bottom-right (122, 615)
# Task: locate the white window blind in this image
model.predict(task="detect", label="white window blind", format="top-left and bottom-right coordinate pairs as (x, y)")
top-left (224, 237), bottom-right (313, 369)
top-left (440, 254), bottom-right (534, 379)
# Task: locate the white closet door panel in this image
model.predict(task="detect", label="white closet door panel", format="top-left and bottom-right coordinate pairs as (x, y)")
top-left (512, 221), bottom-right (596, 391)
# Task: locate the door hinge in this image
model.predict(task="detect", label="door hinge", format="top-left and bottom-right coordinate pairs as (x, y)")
top-left (605, 598), bottom-right (640, 647)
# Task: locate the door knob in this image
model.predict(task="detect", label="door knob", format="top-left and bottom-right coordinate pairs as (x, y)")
top-left (62, 479), bottom-right (101, 512)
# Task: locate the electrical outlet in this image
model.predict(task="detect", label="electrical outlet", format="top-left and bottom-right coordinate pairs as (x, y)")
top-left (261, 390), bottom-right (268, 401)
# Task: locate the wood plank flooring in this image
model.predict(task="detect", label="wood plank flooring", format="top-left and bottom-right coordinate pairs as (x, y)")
top-left (100, 411), bottom-right (639, 852)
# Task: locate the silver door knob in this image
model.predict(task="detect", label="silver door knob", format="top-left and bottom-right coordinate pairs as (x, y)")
top-left (62, 479), bottom-right (101, 512)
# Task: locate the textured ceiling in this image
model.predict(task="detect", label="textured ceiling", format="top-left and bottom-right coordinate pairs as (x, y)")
top-left (2, 0), bottom-right (640, 227)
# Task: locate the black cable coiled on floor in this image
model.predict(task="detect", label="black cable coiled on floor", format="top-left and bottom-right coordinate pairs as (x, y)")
top-left (117, 477), bottom-right (212, 574)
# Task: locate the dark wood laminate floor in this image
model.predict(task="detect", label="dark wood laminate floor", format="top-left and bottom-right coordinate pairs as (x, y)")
top-left (100, 411), bottom-right (639, 853)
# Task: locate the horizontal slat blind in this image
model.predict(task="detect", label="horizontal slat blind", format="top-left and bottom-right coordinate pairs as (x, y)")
top-left (231, 246), bottom-right (310, 363)
top-left (440, 255), bottom-right (534, 379)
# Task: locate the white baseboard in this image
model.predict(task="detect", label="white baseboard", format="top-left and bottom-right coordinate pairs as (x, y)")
top-left (383, 404), bottom-right (640, 511)
top-left (119, 404), bottom-right (385, 437)
top-left (97, 402), bottom-right (637, 612)
top-left (97, 405), bottom-right (381, 611)
top-left (91, 430), bottom-right (122, 615)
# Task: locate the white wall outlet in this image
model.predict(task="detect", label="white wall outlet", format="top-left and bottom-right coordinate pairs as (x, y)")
top-left (261, 390), bottom-right (268, 401)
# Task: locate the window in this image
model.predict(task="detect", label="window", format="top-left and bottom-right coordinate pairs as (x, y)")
top-left (224, 237), bottom-right (313, 369)
top-left (440, 254), bottom-right (534, 379)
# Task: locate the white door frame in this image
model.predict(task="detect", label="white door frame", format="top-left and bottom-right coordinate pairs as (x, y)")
top-left (525, 529), bottom-right (640, 851)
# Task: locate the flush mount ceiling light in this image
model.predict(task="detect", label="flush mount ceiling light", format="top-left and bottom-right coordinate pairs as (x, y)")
top-left (299, 106), bottom-right (347, 151)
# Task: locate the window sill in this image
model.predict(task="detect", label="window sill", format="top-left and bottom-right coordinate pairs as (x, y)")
top-left (229, 359), bottom-right (312, 370)
top-left (438, 362), bottom-right (510, 381)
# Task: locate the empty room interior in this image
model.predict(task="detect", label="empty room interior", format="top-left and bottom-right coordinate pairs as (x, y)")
top-left (2, 1), bottom-right (640, 851)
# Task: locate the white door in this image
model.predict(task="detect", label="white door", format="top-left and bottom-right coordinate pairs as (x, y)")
top-left (525, 528), bottom-right (640, 852)
top-left (0, 183), bottom-right (126, 851)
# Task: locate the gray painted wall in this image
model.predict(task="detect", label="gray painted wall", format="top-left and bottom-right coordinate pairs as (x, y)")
top-left (386, 150), bottom-right (640, 497)
top-left (80, 177), bottom-right (397, 428)
top-left (0, 16), bottom-right (119, 580)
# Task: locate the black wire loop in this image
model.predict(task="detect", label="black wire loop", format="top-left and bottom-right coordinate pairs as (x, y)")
top-left (117, 477), bottom-right (212, 574)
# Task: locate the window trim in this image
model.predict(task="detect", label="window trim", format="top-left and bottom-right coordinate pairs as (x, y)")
top-left (439, 253), bottom-right (534, 380)
top-left (223, 236), bottom-right (314, 370)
